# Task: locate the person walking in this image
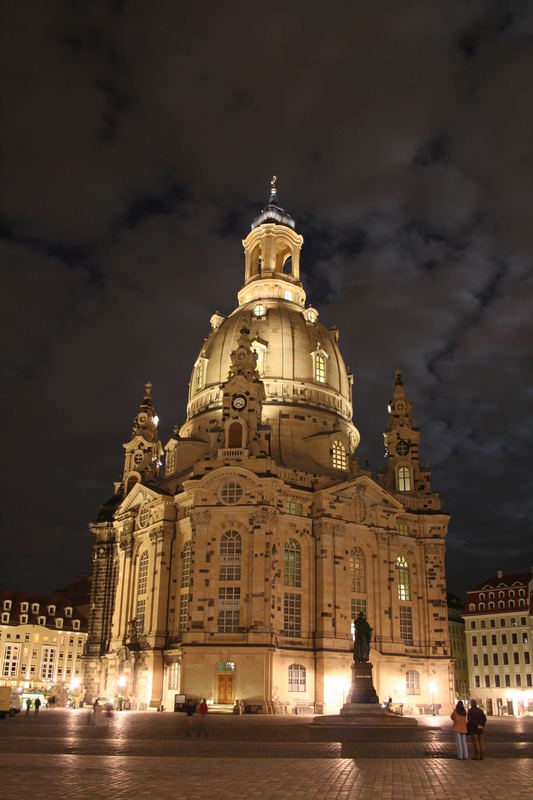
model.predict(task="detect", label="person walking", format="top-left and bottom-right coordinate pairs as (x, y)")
top-left (34, 697), bottom-right (41, 715)
top-left (467, 699), bottom-right (487, 760)
top-left (185, 700), bottom-right (195, 735)
top-left (25, 698), bottom-right (31, 716)
top-left (198, 698), bottom-right (208, 718)
top-left (450, 700), bottom-right (468, 759)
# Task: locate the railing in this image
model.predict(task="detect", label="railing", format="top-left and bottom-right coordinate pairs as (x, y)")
top-left (217, 448), bottom-right (249, 458)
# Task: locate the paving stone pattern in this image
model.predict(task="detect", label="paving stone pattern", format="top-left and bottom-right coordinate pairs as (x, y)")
top-left (1, 711), bottom-right (532, 799)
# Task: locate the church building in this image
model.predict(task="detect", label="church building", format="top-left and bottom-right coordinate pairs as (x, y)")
top-left (84, 182), bottom-right (453, 714)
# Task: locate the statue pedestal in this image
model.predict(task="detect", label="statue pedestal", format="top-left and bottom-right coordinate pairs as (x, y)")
top-left (313, 659), bottom-right (418, 727)
top-left (343, 661), bottom-right (379, 707)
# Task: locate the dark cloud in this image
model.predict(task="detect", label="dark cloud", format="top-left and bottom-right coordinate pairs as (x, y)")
top-left (1, 0), bottom-right (532, 597)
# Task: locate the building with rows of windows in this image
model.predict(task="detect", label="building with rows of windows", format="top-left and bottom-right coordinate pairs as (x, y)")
top-left (0, 590), bottom-right (87, 706)
top-left (84, 182), bottom-right (453, 714)
top-left (463, 569), bottom-right (533, 716)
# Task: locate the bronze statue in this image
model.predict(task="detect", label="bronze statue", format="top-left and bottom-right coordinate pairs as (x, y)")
top-left (353, 612), bottom-right (372, 663)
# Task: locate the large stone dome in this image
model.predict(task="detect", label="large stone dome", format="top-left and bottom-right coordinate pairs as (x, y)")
top-left (180, 186), bottom-right (360, 473)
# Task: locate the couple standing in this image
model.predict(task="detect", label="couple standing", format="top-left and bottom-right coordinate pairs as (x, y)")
top-left (451, 699), bottom-right (487, 760)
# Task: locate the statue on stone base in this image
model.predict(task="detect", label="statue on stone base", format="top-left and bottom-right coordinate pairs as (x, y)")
top-left (353, 612), bottom-right (372, 663)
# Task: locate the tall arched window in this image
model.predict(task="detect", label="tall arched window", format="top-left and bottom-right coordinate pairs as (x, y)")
top-left (136, 550), bottom-right (149, 635)
top-left (350, 547), bottom-right (366, 593)
top-left (397, 466), bottom-right (411, 492)
top-left (284, 539), bottom-right (302, 587)
top-left (137, 551), bottom-right (149, 596)
top-left (397, 556), bottom-right (410, 601)
top-left (406, 669), bottom-right (420, 695)
top-left (315, 353), bottom-right (326, 383)
top-left (288, 663), bottom-right (306, 692)
top-left (219, 531), bottom-right (242, 581)
top-left (332, 440), bottom-right (347, 470)
top-left (180, 541), bottom-right (192, 588)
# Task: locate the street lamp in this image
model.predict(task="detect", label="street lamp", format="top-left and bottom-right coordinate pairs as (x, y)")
top-left (429, 681), bottom-right (437, 716)
top-left (117, 675), bottom-right (127, 711)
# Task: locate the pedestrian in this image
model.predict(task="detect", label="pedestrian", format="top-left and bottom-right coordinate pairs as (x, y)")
top-left (467, 699), bottom-right (487, 760)
top-left (93, 698), bottom-right (100, 724)
top-left (34, 697), bottom-right (41, 715)
top-left (199, 698), bottom-right (208, 717)
top-left (25, 698), bottom-right (31, 716)
top-left (450, 700), bottom-right (468, 759)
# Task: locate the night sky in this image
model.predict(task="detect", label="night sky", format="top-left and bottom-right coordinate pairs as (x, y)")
top-left (2, 1), bottom-right (532, 598)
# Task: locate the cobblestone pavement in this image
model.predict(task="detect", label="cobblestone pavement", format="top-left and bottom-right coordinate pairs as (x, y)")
top-left (1, 710), bottom-right (532, 799)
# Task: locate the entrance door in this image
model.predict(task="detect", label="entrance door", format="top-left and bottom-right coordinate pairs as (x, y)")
top-left (218, 674), bottom-right (233, 704)
top-left (486, 698), bottom-right (493, 716)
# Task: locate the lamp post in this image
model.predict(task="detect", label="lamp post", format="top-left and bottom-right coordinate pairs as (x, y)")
top-left (429, 681), bottom-right (437, 716)
top-left (117, 675), bottom-right (126, 711)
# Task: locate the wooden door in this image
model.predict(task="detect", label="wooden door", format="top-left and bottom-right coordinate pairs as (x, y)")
top-left (218, 674), bottom-right (233, 704)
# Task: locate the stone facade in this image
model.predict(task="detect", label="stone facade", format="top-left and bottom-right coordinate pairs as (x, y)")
top-left (84, 185), bottom-right (453, 714)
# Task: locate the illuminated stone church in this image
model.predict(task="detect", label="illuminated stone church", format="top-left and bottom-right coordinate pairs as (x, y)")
top-left (84, 182), bottom-right (453, 714)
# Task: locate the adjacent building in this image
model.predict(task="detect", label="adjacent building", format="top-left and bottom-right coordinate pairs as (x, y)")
top-left (84, 183), bottom-right (453, 714)
top-left (463, 569), bottom-right (533, 715)
top-left (0, 589), bottom-right (88, 706)
top-left (447, 593), bottom-right (468, 701)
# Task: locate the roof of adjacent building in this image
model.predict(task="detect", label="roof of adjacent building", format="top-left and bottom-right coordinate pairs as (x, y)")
top-left (0, 589), bottom-right (88, 632)
top-left (468, 571), bottom-right (532, 591)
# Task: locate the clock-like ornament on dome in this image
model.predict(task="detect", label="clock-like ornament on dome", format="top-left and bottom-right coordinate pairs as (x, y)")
top-left (232, 394), bottom-right (247, 411)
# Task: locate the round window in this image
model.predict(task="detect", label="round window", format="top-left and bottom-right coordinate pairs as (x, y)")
top-left (253, 303), bottom-right (266, 318)
top-left (396, 440), bottom-right (410, 456)
top-left (220, 481), bottom-right (243, 504)
top-left (138, 505), bottom-right (150, 528)
top-left (133, 451), bottom-right (144, 465)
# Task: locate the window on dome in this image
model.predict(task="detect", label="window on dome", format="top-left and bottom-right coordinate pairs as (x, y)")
top-left (253, 303), bottom-right (266, 318)
top-left (332, 441), bottom-right (347, 470)
top-left (397, 466), bottom-right (411, 492)
top-left (284, 290), bottom-right (292, 301)
top-left (306, 308), bottom-right (317, 323)
top-left (315, 353), bottom-right (326, 383)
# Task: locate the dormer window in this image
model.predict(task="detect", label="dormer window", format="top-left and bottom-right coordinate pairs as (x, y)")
top-left (479, 593), bottom-right (485, 600)
top-left (32, 603), bottom-right (39, 613)
top-left (194, 356), bottom-right (208, 392)
top-left (312, 347), bottom-right (328, 384)
top-left (73, 620), bottom-right (80, 631)
top-left (1, 612), bottom-right (9, 623)
top-left (37, 616), bottom-right (46, 625)
top-left (48, 605), bottom-right (55, 616)
top-left (20, 602), bottom-right (28, 612)
top-left (65, 607), bottom-right (72, 618)
top-left (3, 600), bottom-right (11, 611)
top-left (55, 618), bottom-right (63, 629)
top-left (20, 614), bottom-right (27, 624)
top-left (253, 303), bottom-right (266, 318)
top-left (304, 307), bottom-right (318, 324)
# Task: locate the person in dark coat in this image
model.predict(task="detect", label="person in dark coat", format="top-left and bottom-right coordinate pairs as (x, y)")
top-left (467, 699), bottom-right (487, 759)
top-left (34, 698), bottom-right (41, 715)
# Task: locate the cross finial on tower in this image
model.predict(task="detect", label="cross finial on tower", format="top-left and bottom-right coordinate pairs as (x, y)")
top-left (270, 175), bottom-right (277, 203)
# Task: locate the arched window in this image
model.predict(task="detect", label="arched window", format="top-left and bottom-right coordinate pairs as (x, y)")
top-left (181, 541), bottom-right (192, 588)
top-left (397, 556), bottom-right (410, 601)
top-left (315, 353), bottom-right (326, 383)
top-left (406, 669), bottom-right (420, 695)
top-left (332, 440), bottom-right (347, 470)
top-left (137, 551), bottom-right (149, 596)
top-left (195, 361), bottom-right (205, 391)
top-left (397, 466), bottom-right (411, 492)
top-left (288, 663), bottom-right (306, 692)
top-left (228, 422), bottom-right (243, 448)
top-left (350, 547), bottom-right (366, 593)
top-left (220, 531), bottom-right (242, 581)
top-left (284, 539), bottom-right (302, 587)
